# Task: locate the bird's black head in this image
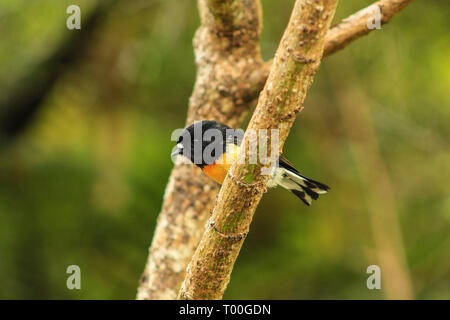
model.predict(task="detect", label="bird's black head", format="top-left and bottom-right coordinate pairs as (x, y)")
top-left (171, 120), bottom-right (242, 168)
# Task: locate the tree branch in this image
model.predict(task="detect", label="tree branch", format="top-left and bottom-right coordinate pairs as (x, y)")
top-left (323, 0), bottom-right (414, 56)
top-left (178, 0), bottom-right (338, 300)
top-left (136, 0), bottom-right (264, 300)
top-left (258, 0), bottom-right (414, 90)
top-left (137, 0), bottom-right (414, 300)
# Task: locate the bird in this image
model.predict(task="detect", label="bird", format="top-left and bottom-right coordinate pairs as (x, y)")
top-left (171, 120), bottom-right (329, 206)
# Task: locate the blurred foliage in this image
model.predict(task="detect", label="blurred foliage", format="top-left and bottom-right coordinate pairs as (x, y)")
top-left (0, 0), bottom-right (448, 299)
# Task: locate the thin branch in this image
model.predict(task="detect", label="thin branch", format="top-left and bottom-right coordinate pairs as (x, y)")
top-left (324, 0), bottom-right (414, 56)
top-left (178, 0), bottom-right (339, 300)
top-left (335, 83), bottom-right (414, 299)
top-left (257, 0), bottom-right (414, 90)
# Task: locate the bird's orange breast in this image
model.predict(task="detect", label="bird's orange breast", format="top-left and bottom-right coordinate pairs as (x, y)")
top-left (201, 143), bottom-right (238, 184)
top-left (202, 163), bottom-right (229, 184)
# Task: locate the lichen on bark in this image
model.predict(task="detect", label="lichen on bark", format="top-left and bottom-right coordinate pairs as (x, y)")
top-left (178, 0), bottom-right (339, 300)
top-left (137, 0), bottom-right (414, 300)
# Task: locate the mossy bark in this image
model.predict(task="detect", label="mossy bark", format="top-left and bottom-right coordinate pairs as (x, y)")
top-left (136, 0), bottom-right (265, 300)
top-left (137, 0), bottom-right (414, 300)
top-left (178, 0), bottom-right (339, 300)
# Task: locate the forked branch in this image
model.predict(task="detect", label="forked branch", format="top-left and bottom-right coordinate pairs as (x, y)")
top-left (137, 0), bottom-right (414, 300)
top-left (178, 0), bottom-right (339, 300)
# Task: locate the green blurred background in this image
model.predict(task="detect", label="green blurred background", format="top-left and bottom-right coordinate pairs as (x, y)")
top-left (0, 0), bottom-right (448, 299)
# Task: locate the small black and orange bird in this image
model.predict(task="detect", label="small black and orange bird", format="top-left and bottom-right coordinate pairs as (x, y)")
top-left (171, 120), bottom-right (329, 205)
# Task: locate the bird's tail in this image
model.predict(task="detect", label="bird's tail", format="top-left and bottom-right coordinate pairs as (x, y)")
top-left (278, 168), bottom-right (330, 206)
